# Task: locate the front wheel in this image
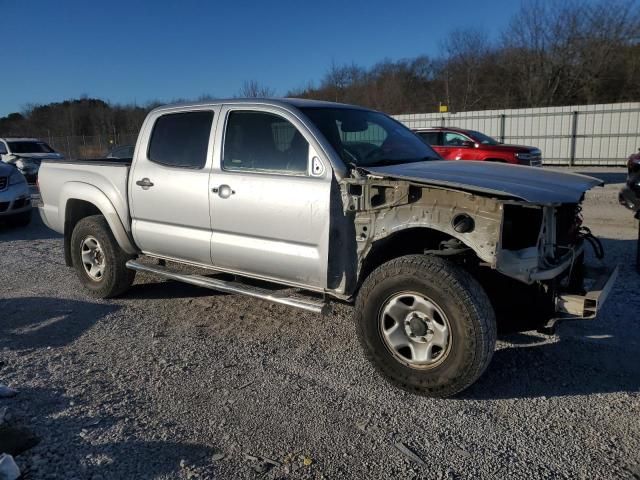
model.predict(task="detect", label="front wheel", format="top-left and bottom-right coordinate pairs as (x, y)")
top-left (355, 255), bottom-right (496, 397)
top-left (70, 215), bottom-right (135, 298)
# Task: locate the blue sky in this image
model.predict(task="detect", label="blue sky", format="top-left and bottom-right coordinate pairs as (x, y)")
top-left (0, 0), bottom-right (525, 116)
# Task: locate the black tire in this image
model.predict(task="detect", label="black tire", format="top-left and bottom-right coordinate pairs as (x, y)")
top-left (355, 254), bottom-right (496, 397)
top-left (9, 210), bottom-right (32, 227)
top-left (70, 215), bottom-right (135, 298)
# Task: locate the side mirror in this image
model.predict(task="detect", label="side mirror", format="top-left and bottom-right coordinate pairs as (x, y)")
top-left (461, 140), bottom-right (476, 148)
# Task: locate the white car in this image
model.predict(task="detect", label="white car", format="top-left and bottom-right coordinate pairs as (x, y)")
top-left (0, 137), bottom-right (63, 183)
top-left (0, 161), bottom-right (31, 226)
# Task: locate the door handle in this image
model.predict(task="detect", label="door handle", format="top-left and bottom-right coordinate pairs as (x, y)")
top-left (213, 184), bottom-right (235, 198)
top-left (136, 178), bottom-right (154, 189)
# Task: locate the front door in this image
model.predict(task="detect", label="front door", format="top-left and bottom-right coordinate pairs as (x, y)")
top-left (130, 107), bottom-right (219, 264)
top-left (209, 106), bottom-right (332, 289)
top-left (438, 131), bottom-right (474, 160)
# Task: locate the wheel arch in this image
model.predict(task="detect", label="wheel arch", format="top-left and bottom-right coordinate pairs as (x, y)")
top-left (61, 183), bottom-right (137, 266)
top-left (356, 226), bottom-right (480, 294)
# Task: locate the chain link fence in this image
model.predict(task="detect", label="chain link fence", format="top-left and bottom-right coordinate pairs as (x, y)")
top-left (45, 133), bottom-right (139, 159)
top-left (395, 102), bottom-right (640, 166)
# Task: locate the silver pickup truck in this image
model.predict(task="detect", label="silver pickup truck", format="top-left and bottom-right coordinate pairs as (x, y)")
top-left (38, 99), bottom-right (617, 397)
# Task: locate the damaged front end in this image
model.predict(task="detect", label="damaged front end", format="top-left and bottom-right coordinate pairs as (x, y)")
top-left (340, 165), bottom-right (615, 331)
top-left (497, 202), bottom-right (588, 284)
top-left (496, 200), bottom-right (618, 330)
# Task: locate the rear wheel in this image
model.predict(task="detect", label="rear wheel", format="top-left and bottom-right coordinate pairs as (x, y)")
top-left (355, 254), bottom-right (496, 397)
top-left (70, 215), bottom-right (135, 298)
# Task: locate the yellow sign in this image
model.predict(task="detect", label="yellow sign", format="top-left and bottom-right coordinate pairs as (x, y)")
top-left (439, 104), bottom-right (448, 113)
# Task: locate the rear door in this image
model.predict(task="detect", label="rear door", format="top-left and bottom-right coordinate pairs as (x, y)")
top-left (208, 105), bottom-right (332, 289)
top-left (417, 131), bottom-right (448, 158)
top-left (129, 106), bottom-right (219, 264)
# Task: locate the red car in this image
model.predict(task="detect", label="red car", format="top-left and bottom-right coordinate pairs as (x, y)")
top-left (414, 127), bottom-right (542, 166)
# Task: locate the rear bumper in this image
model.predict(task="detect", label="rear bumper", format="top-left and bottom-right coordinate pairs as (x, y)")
top-left (545, 265), bottom-right (618, 329)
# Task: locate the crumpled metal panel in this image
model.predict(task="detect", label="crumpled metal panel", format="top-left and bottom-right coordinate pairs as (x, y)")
top-left (363, 161), bottom-right (603, 204)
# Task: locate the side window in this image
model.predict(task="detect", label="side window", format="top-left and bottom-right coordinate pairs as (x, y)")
top-left (148, 111), bottom-right (213, 168)
top-left (418, 131), bottom-right (440, 146)
top-left (223, 111), bottom-right (308, 174)
top-left (444, 132), bottom-right (470, 146)
top-left (0, 142), bottom-right (7, 154)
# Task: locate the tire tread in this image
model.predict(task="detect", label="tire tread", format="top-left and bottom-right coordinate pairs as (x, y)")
top-left (70, 215), bottom-right (135, 298)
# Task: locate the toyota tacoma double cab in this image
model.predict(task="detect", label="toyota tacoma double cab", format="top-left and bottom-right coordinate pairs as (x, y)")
top-left (415, 127), bottom-right (542, 166)
top-left (38, 99), bottom-right (616, 397)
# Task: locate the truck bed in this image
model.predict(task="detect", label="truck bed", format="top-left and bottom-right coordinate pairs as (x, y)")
top-left (38, 158), bottom-right (131, 237)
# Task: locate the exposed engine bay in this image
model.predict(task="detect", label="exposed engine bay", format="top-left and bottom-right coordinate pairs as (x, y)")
top-left (340, 176), bottom-right (595, 286)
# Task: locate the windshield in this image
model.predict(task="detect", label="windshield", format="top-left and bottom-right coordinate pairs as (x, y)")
top-left (8, 141), bottom-right (55, 154)
top-left (468, 130), bottom-right (499, 145)
top-left (300, 107), bottom-right (441, 167)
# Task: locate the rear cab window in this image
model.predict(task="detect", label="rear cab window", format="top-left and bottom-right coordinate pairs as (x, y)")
top-left (109, 146), bottom-right (135, 159)
top-left (148, 111), bottom-right (214, 169)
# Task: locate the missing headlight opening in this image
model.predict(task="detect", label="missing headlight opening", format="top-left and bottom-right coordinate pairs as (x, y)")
top-left (501, 204), bottom-right (544, 250)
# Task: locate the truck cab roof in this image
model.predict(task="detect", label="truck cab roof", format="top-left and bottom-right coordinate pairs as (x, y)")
top-left (150, 97), bottom-right (369, 115)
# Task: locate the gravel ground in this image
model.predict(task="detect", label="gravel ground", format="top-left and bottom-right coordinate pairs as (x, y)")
top-left (0, 168), bottom-right (639, 479)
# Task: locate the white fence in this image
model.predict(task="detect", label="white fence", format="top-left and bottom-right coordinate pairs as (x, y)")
top-left (395, 102), bottom-right (640, 166)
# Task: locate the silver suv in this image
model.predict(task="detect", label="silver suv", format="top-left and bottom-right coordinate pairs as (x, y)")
top-left (0, 162), bottom-right (31, 226)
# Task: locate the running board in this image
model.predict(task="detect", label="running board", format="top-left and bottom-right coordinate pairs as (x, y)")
top-left (125, 260), bottom-right (328, 314)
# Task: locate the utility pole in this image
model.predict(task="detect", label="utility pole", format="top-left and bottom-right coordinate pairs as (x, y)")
top-left (569, 111), bottom-right (578, 167)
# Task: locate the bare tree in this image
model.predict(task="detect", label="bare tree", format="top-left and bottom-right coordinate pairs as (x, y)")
top-left (238, 80), bottom-right (275, 98)
top-left (439, 29), bottom-right (492, 111)
top-left (318, 61), bottom-right (367, 102)
top-left (499, 0), bottom-right (640, 107)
